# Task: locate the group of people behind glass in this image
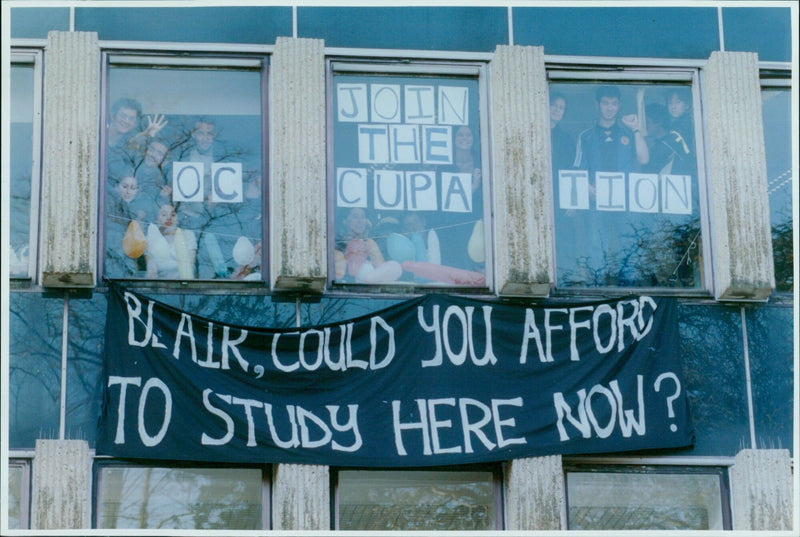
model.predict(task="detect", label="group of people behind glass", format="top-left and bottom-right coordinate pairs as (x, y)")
top-left (550, 85), bottom-right (695, 179)
top-left (105, 98), bottom-right (261, 280)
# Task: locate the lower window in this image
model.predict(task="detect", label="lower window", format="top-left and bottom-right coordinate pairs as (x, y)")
top-left (334, 467), bottom-right (502, 531)
top-left (565, 465), bottom-right (731, 530)
top-left (7, 459), bottom-right (31, 529)
top-left (95, 463), bottom-right (268, 529)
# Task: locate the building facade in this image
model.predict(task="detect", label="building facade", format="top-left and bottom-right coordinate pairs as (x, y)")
top-left (2, 1), bottom-right (796, 533)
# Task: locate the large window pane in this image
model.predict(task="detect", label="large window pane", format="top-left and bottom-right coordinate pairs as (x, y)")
top-left (96, 466), bottom-right (265, 529)
top-left (566, 468), bottom-right (729, 530)
top-left (103, 58), bottom-right (265, 281)
top-left (550, 81), bottom-right (703, 289)
top-left (761, 87), bottom-right (792, 293)
top-left (9, 57), bottom-right (39, 278)
top-left (337, 470), bottom-right (498, 530)
top-left (331, 69), bottom-right (488, 288)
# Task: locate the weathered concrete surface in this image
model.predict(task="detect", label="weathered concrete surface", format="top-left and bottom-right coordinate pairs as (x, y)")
top-left (40, 31), bottom-right (99, 287)
top-left (505, 455), bottom-right (565, 530)
top-left (730, 449), bottom-right (793, 531)
top-left (31, 440), bottom-right (91, 529)
top-left (491, 45), bottom-right (554, 296)
top-left (704, 51), bottom-right (774, 300)
top-left (270, 37), bottom-right (327, 292)
top-left (272, 463), bottom-right (330, 530)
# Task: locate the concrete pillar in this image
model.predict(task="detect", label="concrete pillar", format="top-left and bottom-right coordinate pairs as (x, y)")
top-left (504, 455), bottom-right (565, 530)
top-left (31, 440), bottom-right (91, 529)
top-left (40, 31), bottom-right (99, 288)
top-left (270, 37), bottom-right (327, 292)
top-left (704, 51), bottom-right (774, 300)
top-left (490, 45), bottom-right (554, 296)
top-left (272, 463), bottom-right (330, 530)
top-left (730, 449), bottom-right (793, 531)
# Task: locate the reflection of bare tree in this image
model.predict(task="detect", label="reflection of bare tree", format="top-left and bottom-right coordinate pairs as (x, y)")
top-left (772, 220), bottom-right (793, 292)
top-left (561, 218), bottom-right (701, 288)
top-left (100, 467), bottom-right (261, 529)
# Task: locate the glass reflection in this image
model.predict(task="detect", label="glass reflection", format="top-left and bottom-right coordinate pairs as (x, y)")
top-left (332, 73), bottom-right (487, 287)
top-left (550, 82), bottom-right (702, 289)
top-left (8, 293), bottom-right (63, 447)
top-left (761, 88), bottom-right (793, 292)
top-left (567, 469), bottom-right (726, 530)
top-left (338, 470), bottom-right (496, 530)
top-left (104, 65), bottom-right (263, 281)
top-left (10, 63), bottom-right (35, 278)
top-left (97, 466), bottom-right (263, 529)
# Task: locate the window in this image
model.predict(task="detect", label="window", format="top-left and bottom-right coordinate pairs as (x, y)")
top-left (760, 79), bottom-right (792, 293)
top-left (101, 52), bottom-right (267, 282)
top-left (329, 61), bottom-right (490, 289)
top-left (7, 459), bottom-right (31, 529)
top-left (565, 465), bottom-right (731, 530)
top-left (9, 50), bottom-right (42, 280)
top-left (334, 468), bottom-right (502, 530)
top-left (95, 463), bottom-right (269, 529)
top-left (548, 72), bottom-right (706, 291)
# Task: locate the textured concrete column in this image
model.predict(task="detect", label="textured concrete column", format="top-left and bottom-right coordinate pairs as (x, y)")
top-left (270, 37), bottom-right (327, 292)
top-left (272, 463), bottom-right (330, 530)
top-left (504, 455), bottom-right (565, 530)
top-left (704, 51), bottom-right (774, 300)
top-left (730, 449), bottom-right (793, 531)
top-left (491, 45), bottom-right (554, 296)
top-left (31, 440), bottom-right (91, 530)
top-left (40, 31), bottom-right (99, 287)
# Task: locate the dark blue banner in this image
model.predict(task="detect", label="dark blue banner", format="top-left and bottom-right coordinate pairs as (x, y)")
top-left (97, 284), bottom-right (693, 466)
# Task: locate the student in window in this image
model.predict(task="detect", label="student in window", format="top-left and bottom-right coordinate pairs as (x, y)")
top-left (549, 91), bottom-right (575, 175)
top-left (334, 207), bottom-right (402, 284)
top-left (573, 85), bottom-right (649, 175)
top-left (107, 98), bottom-right (168, 176)
top-left (146, 203), bottom-right (197, 280)
top-left (665, 88), bottom-right (695, 175)
top-left (106, 173), bottom-right (149, 277)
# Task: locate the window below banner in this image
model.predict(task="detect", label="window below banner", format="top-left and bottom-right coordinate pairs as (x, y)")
top-left (760, 79), bottom-right (792, 294)
top-left (101, 52), bottom-right (267, 282)
top-left (9, 50), bottom-right (42, 281)
top-left (548, 72), bottom-right (706, 291)
top-left (329, 61), bottom-right (491, 290)
top-left (334, 467), bottom-right (502, 530)
top-left (94, 463), bottom-right (269, 530)
top-left (7, 459), bottom-right (31, 530)
top-left (565, 464), bottom-right (731, 530)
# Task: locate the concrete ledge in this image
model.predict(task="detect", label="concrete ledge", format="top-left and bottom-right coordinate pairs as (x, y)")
top-left (272, 463), bottom-right (330, 530)
top-left (31, 439), bottom-right (91, 530)
top-left (730, 448), bottom-right (793, 531)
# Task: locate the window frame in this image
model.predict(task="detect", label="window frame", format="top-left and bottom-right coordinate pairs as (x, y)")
top-left (92, 459), bottom-right (271, 530)
top-left (546, 64), bottom-right (713, 296)
top-left (325, 56), bottom-right (494, 293)
top-left (9, 47), bottom-right (43, 283)
top-left (331, 464), bottom-right (504, 531)
top-left (563, 460), bottom-right (732, 531)
top-left (97, 46), bottom-right (270, 288)
top-left (6, 457), bottom-right (32, 530)
top-left (759, 65), bottom-right (793, 297)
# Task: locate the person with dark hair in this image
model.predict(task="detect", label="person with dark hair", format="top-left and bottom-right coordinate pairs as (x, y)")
top-left (665, 88), bottom-right (695, 175)
top-left (573, 85), bottom-right (649, 175)
top-left (549, 91), bottom-right (575, 175)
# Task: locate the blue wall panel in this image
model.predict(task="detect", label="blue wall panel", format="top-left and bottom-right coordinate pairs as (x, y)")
top-left (513, 7), bottom-right (720, 59)
top-left (298, 7), bottom-right (508, 51)
top-left (722, 7), bottom-right (792, 62)
top-left (10, 7), bottom-right (70, 38)
top-left (74, 6), bottom-right (292, 44)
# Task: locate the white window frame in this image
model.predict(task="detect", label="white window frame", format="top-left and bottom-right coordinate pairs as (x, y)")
top-left (331, 464), bottom-right (504, 531)
top-left (93, 459), bottom-right (271, 530)
top-left (9, 47), bottom-right (43, 282)
top-left (546, 63), bottom-right (713, 296)
top-left (7, 456), bottom-right (32, 530)
top-left (326, 56), bottom-right (494, 292)
top-left (563, 456), bottom-right (733, 531)
top-left (97, 45), bottom-right (270, 286)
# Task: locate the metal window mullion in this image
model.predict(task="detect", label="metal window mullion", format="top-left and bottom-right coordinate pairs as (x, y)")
top-left (59, 293), bottom-right (69, 440)
top-left (740, 307), bottom-right (757, 449)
